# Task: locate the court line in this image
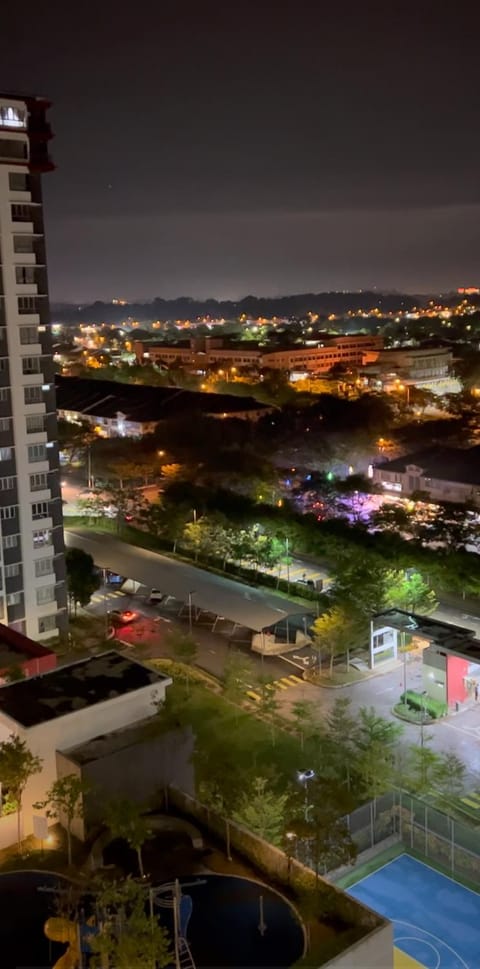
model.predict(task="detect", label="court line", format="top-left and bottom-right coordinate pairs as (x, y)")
top-left (394, 919), bottom-right (468, 969)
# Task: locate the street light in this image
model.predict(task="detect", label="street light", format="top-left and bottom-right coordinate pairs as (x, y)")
top-left (188, 590), bottom-right (195, 635)
top-left (297, 768), bottom-right (315, 822)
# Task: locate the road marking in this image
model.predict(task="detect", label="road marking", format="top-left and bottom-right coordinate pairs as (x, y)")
top-left (273, 681), bottom-right (288, 690)
top-left (246, 690), bottom-right (261, 702)
top-left (286, 674), bottom-right (303, 684)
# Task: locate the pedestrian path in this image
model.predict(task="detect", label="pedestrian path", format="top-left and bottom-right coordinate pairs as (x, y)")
top-left (246, 673), bottom-right (304, 702)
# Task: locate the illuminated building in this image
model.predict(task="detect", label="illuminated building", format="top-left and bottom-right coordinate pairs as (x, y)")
top-left (0, 93), bottom-right (67, 638)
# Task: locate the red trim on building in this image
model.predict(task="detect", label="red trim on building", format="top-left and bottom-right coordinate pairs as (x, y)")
top-left (0, 621), bottom-right (57, 679)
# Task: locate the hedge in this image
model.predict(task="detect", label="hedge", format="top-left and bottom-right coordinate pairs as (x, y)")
top-left (400, 690), bottom-right (447, 719)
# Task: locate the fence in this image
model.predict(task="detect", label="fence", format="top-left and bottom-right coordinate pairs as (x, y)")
top-left (344, 790), bottom-right (480, 889)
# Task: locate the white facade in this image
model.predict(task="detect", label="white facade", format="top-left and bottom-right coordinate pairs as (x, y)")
top-left (0, 656), bottom-right (170, 844)
top-left (373, 461), bottom-right (480, 506)
top-left (0, 94), bottom-right (67, 639)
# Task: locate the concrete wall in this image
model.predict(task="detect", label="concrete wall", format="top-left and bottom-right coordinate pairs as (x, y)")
top-left (322, 922), bottom-right (393, 969)
top-left (77, 726), bottom-right (194, 831)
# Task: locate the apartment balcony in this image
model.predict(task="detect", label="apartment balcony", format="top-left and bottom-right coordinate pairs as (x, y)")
top-left (16, 283), bottom-right (38, 296)
top-left (25, 430), bottom-right (47, 446)
top-left (9, 191), bottom-right (31, 203)
top-left (13, 252), bottom-right (36, 266)
top-left (11, 221), bottom-right (34, 234)
top-left (23, 401), bottom-right (46, 415)
top-left (21, 371), bottom-right (44, 386)
top-left (32, 539), bottom-right (53, 558)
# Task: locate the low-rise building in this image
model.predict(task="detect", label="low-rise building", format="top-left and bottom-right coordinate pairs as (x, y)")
top-left (134, 334), bottom-right (383, 374)
top-left (373, 445), bottom-right (480, 505)
top-left (359, 345), bottom-right (460, 395)
top-left (56, 375), bottom-right (272, 437)
top-left (0, 651), bottom-right (189, 848)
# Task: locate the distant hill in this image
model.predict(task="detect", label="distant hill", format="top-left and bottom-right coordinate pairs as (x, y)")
top-left (50, 291), bottom-right (423, 325)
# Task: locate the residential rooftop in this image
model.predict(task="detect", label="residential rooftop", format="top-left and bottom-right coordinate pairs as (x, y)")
top-left (55, 375), bottom-right (270, 422)
top-left (375, 445), bottom-right (480, 487)
top-left (0, 651), bottom-right (168, 728)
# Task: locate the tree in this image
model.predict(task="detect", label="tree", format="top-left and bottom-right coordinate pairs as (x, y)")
top-left (0, 735), bottom-right (42, 849)
top-left (90, 877), bottom-right (172, 969)
top-left (324, 697), bottom-right (357, 789)
top-left (65, 546), bottom-right (101, 615)
top-left (287, 776), bottom-right (357, 877)
top-left (406, 745), bottom-right (444, 796)
top-left (166, 630), bottom-right (198, 692)
top-left (232, 777), bottom-right (289, 846)
top-left (255, 676), bottom-right (280, 742)
top-left (311, 606), bottom-right (362, 676)
top-left (291, 699), bottom-right (317, 750)
top-left (353, 708), bottom-right (402, 803)
top-left (34, 773), bottom-right (88, 866)
top-left (223, 652), bottom-right (254, 718)
top-left (386, 570), bottom-right (438, 614)
top-left (104, 799), bottom-right (150, 879)
top-left (434, 751), bottom-right (467, 798)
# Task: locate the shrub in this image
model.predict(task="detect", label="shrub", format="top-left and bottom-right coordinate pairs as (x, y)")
top-left (400, 690), bottom-right (447, 719)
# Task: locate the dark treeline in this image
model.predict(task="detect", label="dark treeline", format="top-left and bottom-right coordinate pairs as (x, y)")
top-left (52, 291), bottom-right (422, 325)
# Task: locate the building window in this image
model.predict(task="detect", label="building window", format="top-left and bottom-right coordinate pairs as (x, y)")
top-left (0, 476), bottom-right (15, 490)
top-left (15, 266), bottom-right (36, 285)
top-left (38, 614), bottom-right (56, 634)
top-left (0, 505), bottom-right (17, 520)
top-left (2, 534), bottom-right (18, 549)
top-left (30, 472), bottom-right (47, 491)
top-left (9, 172), bottom-right (29, 191)
top-left (5, 563), bottom-right (20, 578)
top-left (20, 326), bottom-right (38, 345)
top-left (6, 592), bottom-right (22, 606)
top-left (33, 528), bottom-right (52, 547)
top-left (0, 417), bottom-right (10, 432)
top-left (18, 296), bottom-right (38, 315)
top-left (26, 414), bottom-right (45, 434)
top-left (36, 585), bottom-right (55, 605)
top-left (0, 106), bottom-right (27, 129)
top-left (28, 444), bottom-right (46, 463)
top-left (24, 385), bottom-right (43, 404)
top-left (13, 236), bottom-right (34, 254)
top-left (32, 501), bottom-right (49, 520)
top-left (11, 203), bottom-right (32, 222)
top-left (0, 140), bottom-right (27, 160)
top-left (22, 356), bottom-right (41, 375)
top-left (35, 557), bottom-right (54, 577)
top-left (0, 447), bottom-right (13, 461)
top-left (0, 359), bottom-right (8, 372)
top-left (0, 388), bottom-right (8, 403)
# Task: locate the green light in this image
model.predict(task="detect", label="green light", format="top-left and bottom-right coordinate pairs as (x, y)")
top-left (326, 471), bottom-right (334, 481)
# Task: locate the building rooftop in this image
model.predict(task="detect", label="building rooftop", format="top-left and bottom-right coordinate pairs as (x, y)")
top-left (64, 715), bottom-right (157, 766)
top-left (55, 375), bottom-right (269, 422)
top-left (375, 445), bottom-right (480, 487)
top-left (0, 651), bottom-right (168, 728)
top-left (373, 608), bottom-right (480, 658)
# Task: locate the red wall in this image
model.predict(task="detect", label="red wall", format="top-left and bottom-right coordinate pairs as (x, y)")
top-left (447, 655), bottom-right (469, 704)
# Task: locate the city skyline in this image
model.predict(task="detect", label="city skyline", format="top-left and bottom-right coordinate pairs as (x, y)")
top-left (1, 2), bottom-right (480, 300)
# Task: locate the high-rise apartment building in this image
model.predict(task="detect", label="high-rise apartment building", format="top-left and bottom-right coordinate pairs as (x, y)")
top-left (0, 93), bottom-right (67, 640)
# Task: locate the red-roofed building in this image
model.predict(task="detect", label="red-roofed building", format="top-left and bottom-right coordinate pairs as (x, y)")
top-left (0, 621), bottom-right (56, 683)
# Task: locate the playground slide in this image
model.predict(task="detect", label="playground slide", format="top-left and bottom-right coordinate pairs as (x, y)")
top-left (44, 917), bottom-right (80, 969)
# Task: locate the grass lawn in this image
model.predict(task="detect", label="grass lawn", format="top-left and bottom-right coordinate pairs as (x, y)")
top-left (161, 678), bottom-right (321, 791)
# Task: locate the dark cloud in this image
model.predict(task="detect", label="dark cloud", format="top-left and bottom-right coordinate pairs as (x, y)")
top-left (1, 0), bottom-right (479, 299)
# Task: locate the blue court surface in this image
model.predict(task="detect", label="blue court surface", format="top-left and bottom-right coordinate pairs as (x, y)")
top-left (347, 854), bottom-right (480, 969)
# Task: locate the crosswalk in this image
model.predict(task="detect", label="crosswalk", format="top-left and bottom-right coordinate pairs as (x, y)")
top-left (90, 590), bottom-right (126, 606)
top-left (459, 790), bottom-right (480, 814)
top-left (246, 674), bottom-right (304, 702)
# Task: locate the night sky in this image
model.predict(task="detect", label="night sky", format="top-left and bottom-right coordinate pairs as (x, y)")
top-left (1, 1), bottom-right (479, 302)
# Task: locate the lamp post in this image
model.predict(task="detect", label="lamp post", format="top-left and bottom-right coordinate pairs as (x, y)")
top-left (297, 768), bottom-right (315, 822)
top-left (188, 590), bottom-right (195, 636)
top-left (420, 690), bottom-right (428, 749)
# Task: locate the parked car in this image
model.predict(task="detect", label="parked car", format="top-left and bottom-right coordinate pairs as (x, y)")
top-left (148, 589), bottom-right (164, 603)
top-left (109, 609), bottom-right (137, 625)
